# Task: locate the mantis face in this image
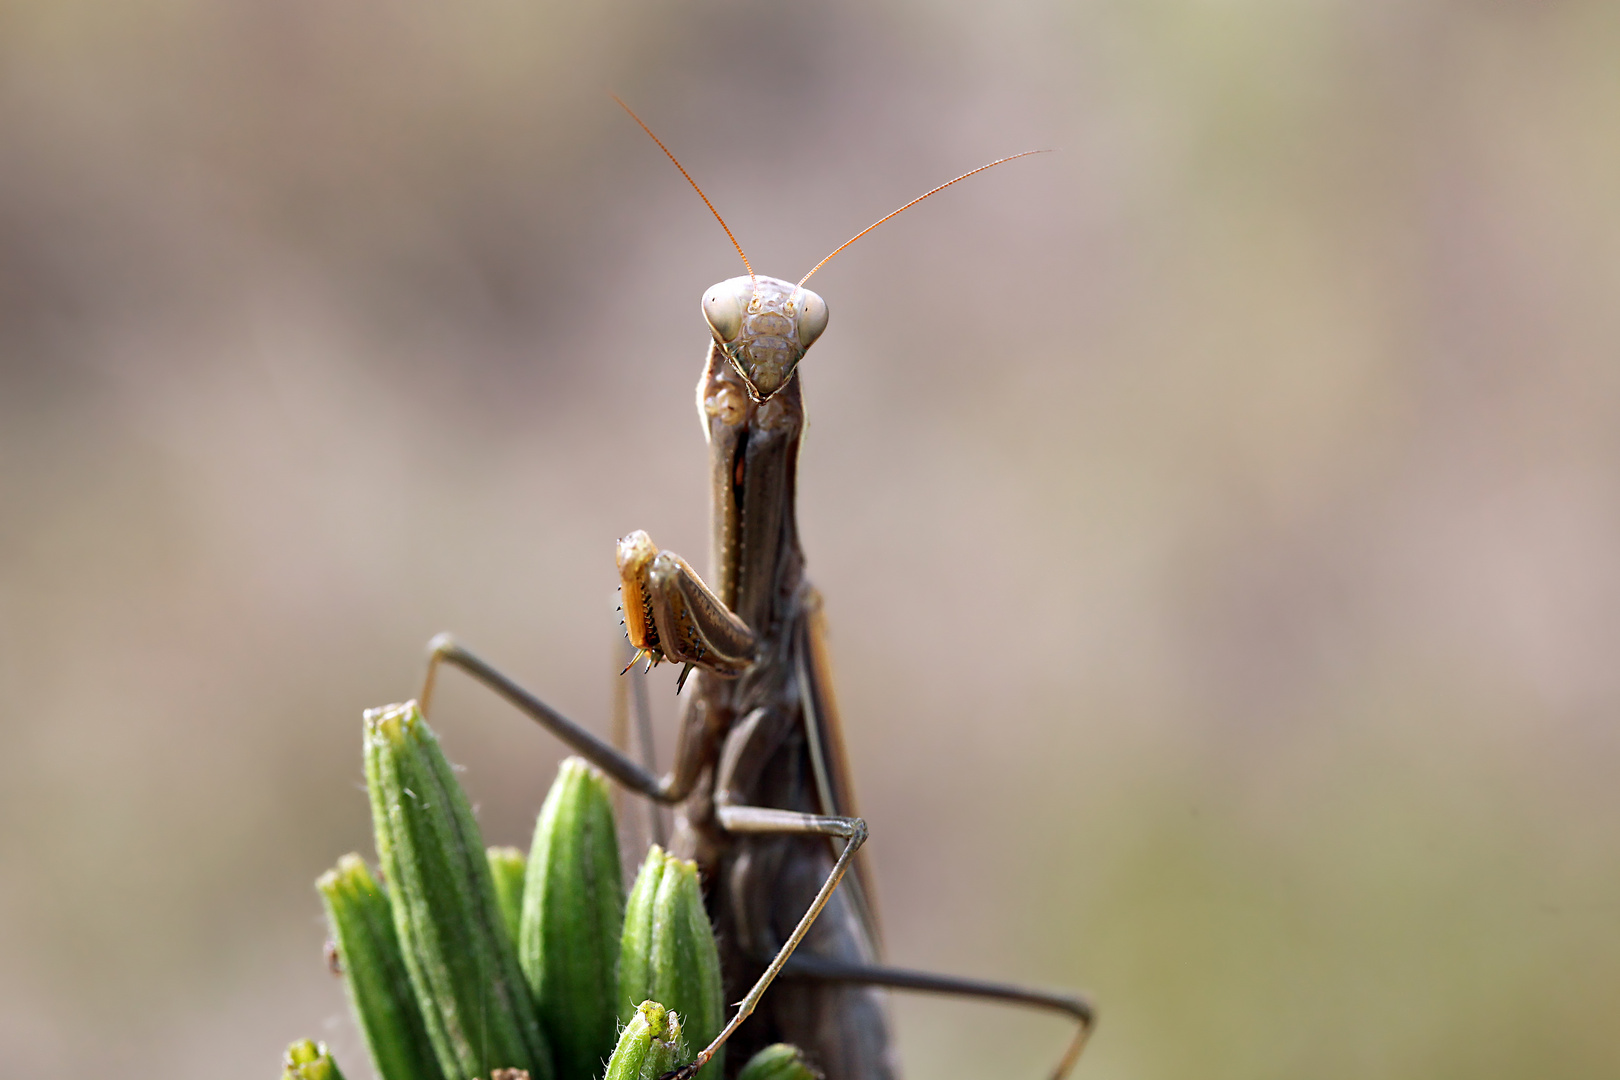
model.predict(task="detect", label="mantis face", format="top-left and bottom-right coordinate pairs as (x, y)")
top-left (701, 275), bottom-right (829, 401)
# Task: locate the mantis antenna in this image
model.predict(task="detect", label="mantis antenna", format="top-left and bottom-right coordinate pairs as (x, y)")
top-left (798, 150), bottom-right (1048, 287)
top-left (612, 95), bottom-right (755, 284)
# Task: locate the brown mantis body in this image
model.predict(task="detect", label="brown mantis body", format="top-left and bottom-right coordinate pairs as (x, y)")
top-left (418, 103), bottom-right (1093, 1080)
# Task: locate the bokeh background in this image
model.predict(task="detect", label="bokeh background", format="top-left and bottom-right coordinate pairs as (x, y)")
top-left (4, 1), bottom-right (1619, 1077)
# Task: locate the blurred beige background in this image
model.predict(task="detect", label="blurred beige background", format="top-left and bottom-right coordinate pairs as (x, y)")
top-left (3, 1), bottom-right (1618, 1077)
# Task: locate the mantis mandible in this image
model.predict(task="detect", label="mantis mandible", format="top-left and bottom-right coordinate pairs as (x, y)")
top-left (418, 98), bottom-right (1095, 1080)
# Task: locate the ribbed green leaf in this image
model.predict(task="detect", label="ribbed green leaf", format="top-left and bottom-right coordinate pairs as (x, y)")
top-left (602, 1001), bottom-right (687, 1080)
top-left (736, 1044), bottom-right (822, 1080)
top-left (365, 702), bottom-right (554, 1080)
top-left (317, 854), bottom-right (445, 1080)
top-left (282, 1039), bottom-right (347, 1080)
top-left (520, 757), bottom-right (624, 1080)
top-left (619, 847), bottom-right (723, 1080)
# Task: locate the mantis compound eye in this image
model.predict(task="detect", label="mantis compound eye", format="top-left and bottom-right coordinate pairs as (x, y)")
top-left (701, 280), bottom-right (747, 344)
top-left (793, 288), bottom-right (828, 350)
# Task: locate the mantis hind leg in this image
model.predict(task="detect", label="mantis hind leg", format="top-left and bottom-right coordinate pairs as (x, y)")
top-left (710, 700), bottom-right (1091, 1080)
top-left (778, 955), bottom-right (1095, 1080)
top-left (631, 705), bottom-right (889, 1080)
top-left (659, 794), bottom-right (871, 1080)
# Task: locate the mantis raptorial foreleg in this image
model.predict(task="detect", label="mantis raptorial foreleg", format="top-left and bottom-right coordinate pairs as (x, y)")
top-left (618, 529), bottom-right (757, 683)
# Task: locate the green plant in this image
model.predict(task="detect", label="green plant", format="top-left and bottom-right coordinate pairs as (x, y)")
top-left (293, 702), bottom-right (813, 1080)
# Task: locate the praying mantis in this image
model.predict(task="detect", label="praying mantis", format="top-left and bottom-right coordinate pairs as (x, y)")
top-left (417, 99), bottom-right (1094, 1080)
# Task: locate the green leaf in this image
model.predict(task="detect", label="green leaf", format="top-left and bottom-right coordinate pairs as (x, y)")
top-left (317, 854), bottom-right (446, 1080)
top-left (736, 1044), bottom-right (822, 1080)
top-left (602, 1001), bottom-right (687, 1080)
top-left (619, 847), bottom-right (724, 1080)
top-left (282, 1039), bottom-right (347, 1080)
top-left (365, 702), bottom-right (554, 1080)
top-left (520, 757), bottom-right (624, 1080)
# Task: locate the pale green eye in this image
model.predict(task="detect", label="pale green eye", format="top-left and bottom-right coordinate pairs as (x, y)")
top-left (795, 288), bottom-right (828, 349)
top-left (701, 282), bottom-right (746, 344)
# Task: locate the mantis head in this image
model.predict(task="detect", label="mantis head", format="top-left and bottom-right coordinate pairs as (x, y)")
top-left (701, 275), bottom-right (829, 401)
